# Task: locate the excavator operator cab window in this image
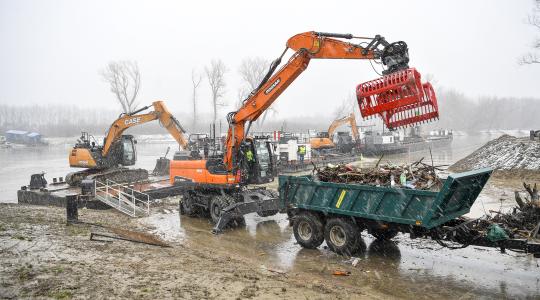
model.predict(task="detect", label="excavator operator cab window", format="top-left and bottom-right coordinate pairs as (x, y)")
top-left (316, 132), bottom-right (329, 139)
top-left (121, 135), bottom-right (136, 166)
top-left (249, 139), bottom-right (274, 184)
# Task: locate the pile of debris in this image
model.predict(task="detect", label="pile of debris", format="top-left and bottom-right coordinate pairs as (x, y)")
top-left (314, 159), bottom-right (443, 191)
top-left (450, 135), bottom-right (540, 172)
top-left (472, 182), bottom-right (540, 240)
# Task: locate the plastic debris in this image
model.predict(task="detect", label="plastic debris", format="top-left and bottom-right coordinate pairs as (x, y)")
top-left (332, 270), bottom-right (351, 276)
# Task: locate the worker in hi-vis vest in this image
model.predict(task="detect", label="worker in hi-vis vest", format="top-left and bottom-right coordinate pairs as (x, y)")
top-left (297, 145), bottom-right (306, 164)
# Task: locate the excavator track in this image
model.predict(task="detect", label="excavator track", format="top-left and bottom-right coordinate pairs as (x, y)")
top-left (66, 168), bottom-right (149, 186)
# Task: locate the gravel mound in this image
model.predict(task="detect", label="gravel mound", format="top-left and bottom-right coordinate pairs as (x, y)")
top-left (450, 135), bottom-right (540, 172)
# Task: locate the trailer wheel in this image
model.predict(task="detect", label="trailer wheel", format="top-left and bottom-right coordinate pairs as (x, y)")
top-left (371, 229), bottom-right (398, 240)
top-left (293, 212), bottom-right (324, 249)
top-left (180, 193), bottom-right (199, 217)
top-left (324, 218), bottom-right (361, 255)
top-left (209, 195), bottom-right (236, 224)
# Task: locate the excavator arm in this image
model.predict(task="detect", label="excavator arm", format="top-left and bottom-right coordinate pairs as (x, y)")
top-left (327, 113), bottom-right (359, 142)
top-left (225, 31), bottom-right (405, 169)
top-left (102, 101), bottom-right (188, 156)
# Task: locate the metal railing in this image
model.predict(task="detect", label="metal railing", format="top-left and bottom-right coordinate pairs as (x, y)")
top-left (94, 179), bottom-right (150, 217)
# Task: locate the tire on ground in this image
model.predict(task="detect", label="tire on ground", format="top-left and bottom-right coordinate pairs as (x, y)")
top-left (292, 211), bottom-right (324, 249)
top-left (324, 217), bottom-right (362, 255)
top-left (179, 193), bottom-right (199, 217)
top-left (209, 194), bottom-right (237, 224)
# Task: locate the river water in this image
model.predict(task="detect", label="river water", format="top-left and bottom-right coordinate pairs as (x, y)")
top-left (0, 130), bottom-right (526, 203)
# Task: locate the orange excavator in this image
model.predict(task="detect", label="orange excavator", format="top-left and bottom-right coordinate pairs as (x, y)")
top-left (310, 112), bottom-right (359, 153)
top-left (169, 31), bottom-right (437, 232)
top-left (67, 101), bottom-right (190, 186)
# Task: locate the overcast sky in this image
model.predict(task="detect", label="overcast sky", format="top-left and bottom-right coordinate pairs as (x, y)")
top-left (1, 0), bottom-right (539, 120)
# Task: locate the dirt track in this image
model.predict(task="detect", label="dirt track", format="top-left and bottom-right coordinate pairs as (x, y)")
top-left (0, 203), bottom-right (391, 299)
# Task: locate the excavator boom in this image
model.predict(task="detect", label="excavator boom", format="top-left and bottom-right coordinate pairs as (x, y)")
top-left (328, 113), bottom-right (359, 142)
top-left (225, 31), bottom-right (432, 169)
top-left (226, 31), bottom-right (380, 169)
top-left (102, 101), bottom-right (188, 156)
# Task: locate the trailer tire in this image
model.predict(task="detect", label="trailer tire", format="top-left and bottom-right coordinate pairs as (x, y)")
top-left (209, 195), bottom-right (236, 224)
top-left (293, 212), bottom-right (324, 249)
top-left (371, 229), bottom-right (398, 240)
top-left (324, 218), bottom-right (362, 256)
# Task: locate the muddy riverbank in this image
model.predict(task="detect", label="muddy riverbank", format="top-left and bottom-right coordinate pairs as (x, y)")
top-left (1, 197), bottom-right (539, 299)
top-left (1, 131), bottom-right (539, 298)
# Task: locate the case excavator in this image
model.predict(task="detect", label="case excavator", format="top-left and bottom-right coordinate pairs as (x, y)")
top-left (310, 112), bottom-right (359, 154)
top-left (67, 101), bottom-right (190, 186)
top-left (169, 31), bottom-right (438, 232)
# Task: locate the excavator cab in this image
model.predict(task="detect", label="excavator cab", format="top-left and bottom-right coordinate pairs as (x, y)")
top-left (241, 138), bottom-right (275, 185)
top-left (119, 135), bottom-right (137, 166)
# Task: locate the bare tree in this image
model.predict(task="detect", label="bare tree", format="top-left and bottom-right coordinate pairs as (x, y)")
top-left (100, 60), bottom-right (141, 114)
top-left (205, 59), bottom-right (228, 124)
top-left (236, 87), bottom-right (249, 109)
top-left (191, 69), bottom-right (203, 128)
top-left (333, 92), bottom-right (356, 120)
top-left (239, 57), bottom-right (269, 91)
top-left (238, 57), bottom-right (275, 128)
top-left (520, 0), bottom-right (540, 65)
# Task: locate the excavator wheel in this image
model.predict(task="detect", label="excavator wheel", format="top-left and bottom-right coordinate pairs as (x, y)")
top-left (209, 195), bottom-right (245, 227)
top-left (209, 195), bottom-right (237, 224)
top-left (179, 192), bottom-right (200, 217)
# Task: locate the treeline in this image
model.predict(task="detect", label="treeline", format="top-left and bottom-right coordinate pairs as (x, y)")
top-left (0, 105), bottom-right (118, 137)
top-left (0, 104), bottom-right (213, 137)
top-left (2, 90), bottom-right (540, 137)
top-left (433, 88), bottom-right (540, 131)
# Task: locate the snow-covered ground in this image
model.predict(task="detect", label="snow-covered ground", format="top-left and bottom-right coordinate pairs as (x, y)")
top-left (451, 135), bottom-right (540, 171)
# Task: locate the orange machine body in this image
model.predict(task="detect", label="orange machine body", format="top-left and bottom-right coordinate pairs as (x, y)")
top-left (169, 160), bottom-right (236, 185)
top-left (310, 136), bottom-right (334, 150)
top-left (68, 148), bottom-right (98, 168)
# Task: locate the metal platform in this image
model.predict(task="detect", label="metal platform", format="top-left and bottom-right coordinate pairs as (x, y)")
top-left (17, 174), bottom-right (181, 211)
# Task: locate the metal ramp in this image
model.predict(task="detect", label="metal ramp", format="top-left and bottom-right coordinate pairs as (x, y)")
top-left (94, 179), bottom-right (150, 217)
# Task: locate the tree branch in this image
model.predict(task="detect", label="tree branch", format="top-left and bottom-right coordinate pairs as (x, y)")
top-left (100, 60), bottom-right (141, 114)
top-left (205, 59), bottom-right (228, 124)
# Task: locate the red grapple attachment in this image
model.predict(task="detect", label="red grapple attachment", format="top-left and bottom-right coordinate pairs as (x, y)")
top-left (380, 82), bottom-right (439, 130)
top-left (356, 68), bottom-right (439, 130)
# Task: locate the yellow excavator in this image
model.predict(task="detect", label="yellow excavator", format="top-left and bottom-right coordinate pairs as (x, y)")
top-left (310, 112), bottom-right (359, 153)
top-left (66, 100), bottom-right (190, 186)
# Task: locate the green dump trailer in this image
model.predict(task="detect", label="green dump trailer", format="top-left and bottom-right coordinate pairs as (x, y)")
top-left (213, 167), bottom-right (539, 256)
top-left (276, 167), bottom-right (538, 255)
